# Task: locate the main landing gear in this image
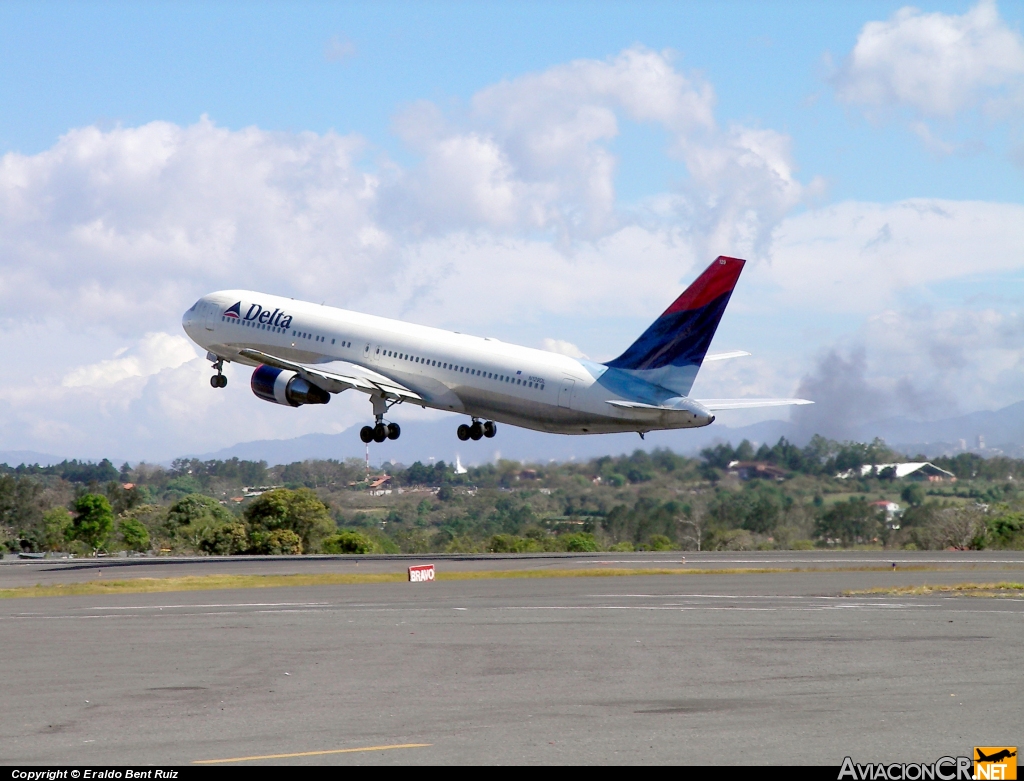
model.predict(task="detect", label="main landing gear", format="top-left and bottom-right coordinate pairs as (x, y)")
top-left (457, 420), bottom-right (496, 441)
top-left (360, 420), bottom-right (401, 444)
top-left (359, 395), bottom-right (401, 444)
top-left (209, 358), bottom-right (227, 388)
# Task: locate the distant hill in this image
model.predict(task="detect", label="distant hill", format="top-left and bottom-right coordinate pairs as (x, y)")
top-left (855, 400), bottom-right (1024, 458)
top-left (193, 400), bottom-right (1024, 467)
top-left (0, 450), bottom-right (64, 468)
top-left (191, 417), bottom-right (798, 468)
top-left (6, 399), bottom-right (1024, 469)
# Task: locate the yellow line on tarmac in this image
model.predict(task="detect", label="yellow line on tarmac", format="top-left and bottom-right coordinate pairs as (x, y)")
top-left (193, 742), bottom-right (431, 764)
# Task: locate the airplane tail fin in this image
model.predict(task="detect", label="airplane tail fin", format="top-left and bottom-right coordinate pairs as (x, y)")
top-left (605, 256), bottom-right (745, 396)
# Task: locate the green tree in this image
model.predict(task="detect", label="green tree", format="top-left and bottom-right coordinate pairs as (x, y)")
top-left (322, 530), bottom-right (378, 554)
top-left (987, 512), bottom-right (1024, 549)
top-left (200, 522), bottom-right (250, 555)
top-left (166, 494), bottom-right (232, 527)
top-left (647, 534), bottom-right (674, 551)
top-left (166, 494), bottom-right (234, 551)
top-left (42, 507), bottom-right (73, 551)
top-left (561, 532), bottom-right (599, 552)
top-left (71, 494), bottom-right (114, 551)
top-left (815, 499), bottom-right (882, 546)
top-left (900, 483), bottom-right (925, 507)
top-left (118, 517), bottom-right (151, 552)
top-left (244, 488), bottom-right (335, 552)
top-left (250, 529), bottom-right (303, 555)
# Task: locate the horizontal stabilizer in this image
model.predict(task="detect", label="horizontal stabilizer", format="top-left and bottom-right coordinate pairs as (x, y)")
top-left (703, 350), bottom-right (751, 362)
top-left (238, 349), bottom-right (422, 402)
top-left (697, 398), bottom-right (813, 410)
top-left (605, 400), bottom-right (676, 411)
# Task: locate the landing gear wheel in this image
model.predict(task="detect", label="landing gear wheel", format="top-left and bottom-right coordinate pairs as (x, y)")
top-left (387, 422), bottom-right (401, 440)
top-left (457, 424), bottom-right (471, 441)
top-left (210, 374), bottom-right (227, 388)
top-left (373, 423), bottom-right (388, 443)
top-left (483, 421), bottom-right (497, 438)
top-left (469, 421), bottom-right (484, 441)
top-left (359, 426), bottom-right (374, 444)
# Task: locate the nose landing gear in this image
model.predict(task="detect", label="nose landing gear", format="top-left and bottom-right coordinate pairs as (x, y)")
top-left (457, 420), bottom-right (497, 441)
top-left (209, 358), bottom-right (227, 388)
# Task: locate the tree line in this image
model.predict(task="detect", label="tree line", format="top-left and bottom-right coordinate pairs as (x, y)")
top-left (2, 435), bottom-right (1023, 555)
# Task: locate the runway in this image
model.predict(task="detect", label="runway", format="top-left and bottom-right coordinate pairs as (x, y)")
top-left (2, 553), bottom-right (1022, 765)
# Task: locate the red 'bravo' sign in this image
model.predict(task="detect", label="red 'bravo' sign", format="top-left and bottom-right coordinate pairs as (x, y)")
top-left (408, 564), bottom-right (435, 582)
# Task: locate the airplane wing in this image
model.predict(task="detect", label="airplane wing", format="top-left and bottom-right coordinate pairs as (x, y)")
top-left (702, 350), bottom-right (751, 362)
top-left (696, 398), bottom-right (813, 410)
top-left (237, 348), bottom-right (423, 402)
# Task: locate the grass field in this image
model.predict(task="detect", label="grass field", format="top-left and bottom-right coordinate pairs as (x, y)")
top-left (846, 582), bottom-right (1024, 596)
top-left (0, 564), bottom-right (972, 599)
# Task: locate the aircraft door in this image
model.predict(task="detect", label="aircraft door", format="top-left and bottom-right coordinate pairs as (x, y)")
top-left (203, 301), bottom-right (217, 331)
top-left (558, 378), bottom-right (575, 409)
top-left (365, 343), bottom-right (381, 363)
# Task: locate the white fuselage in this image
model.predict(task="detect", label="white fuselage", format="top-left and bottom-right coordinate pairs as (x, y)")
top-left (182, 290), bottom-right (714, 435)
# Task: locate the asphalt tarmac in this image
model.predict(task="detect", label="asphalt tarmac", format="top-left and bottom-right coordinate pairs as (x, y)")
top-left (2, 552), bottom-right (1022, 765)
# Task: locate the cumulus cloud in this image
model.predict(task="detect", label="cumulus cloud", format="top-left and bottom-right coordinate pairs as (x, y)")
top-left (389, 46), bottom-right (816, 255)
top-left (542, 339), bottom-right (588, 359)
top-left (62, 333), bottom-right (197, 388)
top-left (0, 117), bottom-right (384, 336)
top-left (764, 198), bottom-right (1024, 313)
top-left (831, 0), bottom-right (1024, 118)
top-left (2, 44), bottom-right (1018, 461)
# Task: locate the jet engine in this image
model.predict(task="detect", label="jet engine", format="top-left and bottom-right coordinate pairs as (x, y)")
top-left (251, 365), bottom-right (330, 407)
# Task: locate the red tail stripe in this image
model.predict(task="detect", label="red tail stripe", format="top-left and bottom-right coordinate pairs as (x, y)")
top-left (662, 256), bottom-right (746, 315)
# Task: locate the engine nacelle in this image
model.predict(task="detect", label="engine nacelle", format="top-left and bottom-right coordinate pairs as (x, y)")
top-left (251, 365), bottom-right (330, 407)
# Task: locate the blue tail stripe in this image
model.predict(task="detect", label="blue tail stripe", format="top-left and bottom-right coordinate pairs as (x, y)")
top-left (605, 292), bottom-right (731, 371)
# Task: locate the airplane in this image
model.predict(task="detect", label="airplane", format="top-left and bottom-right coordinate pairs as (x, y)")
top-left (976, 750), bottom-right (1016, 763)
top-left (181, 255), bottom-right (811, 444)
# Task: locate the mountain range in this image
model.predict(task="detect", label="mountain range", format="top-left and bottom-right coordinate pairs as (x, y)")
top-left (4, 400), bottom-right (1024, 469)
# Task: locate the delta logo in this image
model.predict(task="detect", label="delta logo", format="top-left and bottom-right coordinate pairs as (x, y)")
top-left (223, 302), bottom-right (293, 329)
top-left (975, 748), bottom-right (1016, 780)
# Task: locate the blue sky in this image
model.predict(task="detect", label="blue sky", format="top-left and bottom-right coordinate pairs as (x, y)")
top-left (0, 0), bottom-right (1022, 459)
top-left (2, 1), bottom-right (1020, 202)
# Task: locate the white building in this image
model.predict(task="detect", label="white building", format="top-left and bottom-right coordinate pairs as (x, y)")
top-left (839, 462), bottom-right (956, 482)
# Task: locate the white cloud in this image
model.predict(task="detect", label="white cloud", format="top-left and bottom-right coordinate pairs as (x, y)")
top-left (0, 117), bottom-right (383, 336)
top-left (324, 35), bottom-right (356, 63)
top-left (62, 332), bottom-right (197, 388)
top-left (390, 45), bottom-right (815, 254)
top-left (763, 198), bottom-right (1024, 313)
top-left (5, 44), bottom-right (1019, 460)
top-left (831, 0), bottom-right (1024, 118)
top-left (541, 339), bottom-right (588, 359)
